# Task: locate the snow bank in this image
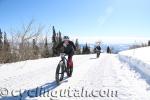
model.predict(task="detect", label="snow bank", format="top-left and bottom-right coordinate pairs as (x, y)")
top-left (119, 47), bottom-right (150, 81)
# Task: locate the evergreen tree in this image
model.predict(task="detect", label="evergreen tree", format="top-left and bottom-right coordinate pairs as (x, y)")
top-left (52, 26), bottom-right (57, 56)
top-left (3, 32), bottom-right (11, 63)
top-left (45, 37), bottom-right (48, 48)
top-left (82, 46), bottom-right (85, 54)
top-left (33, 39), bottom-right (36, 49)
top-left (32, 39), bottom-right (39, 58)
top-left (0, 29), bottom-right (3, 51)
top-left (42, 36), bottom-right (50, 58)
top-left (82, 43), bottom-right (90, 54)
top-left (148, 40), bottom-right (150, 46)
top-left (3, 32), bottom-right (10, 52)
top-left (58, 31), bottom-right (62, 43)
top-left (85, 43), bottom-right (90, 54)
top-left (52, 26), bottom-right (56, 43)
top-left (75, 39), bottom-right (81, 54)
top-left (75, 39), bottom-right (79, 48)
top-left (107, 46), bottom-right (111, 53)
top-left (56, 33), bottom-right (59, 42)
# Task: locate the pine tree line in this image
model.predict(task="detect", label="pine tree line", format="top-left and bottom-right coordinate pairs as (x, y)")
top-left (0, 29), bottom-right (11, 63)
top-left (82, 43), bottom-right (90, 54)
top-left (52, 26), bottom-right (63, 56)
top-left (129, 42), bottom-right (150, 49)
top-left (0, 25), bottom-right (83, 63)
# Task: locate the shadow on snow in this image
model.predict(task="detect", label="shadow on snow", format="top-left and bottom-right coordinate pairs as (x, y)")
top-left (1, 81), bottom-right (58, 100)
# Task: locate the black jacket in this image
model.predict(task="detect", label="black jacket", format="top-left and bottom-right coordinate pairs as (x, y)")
top-left (56, 41), bottom-right (76, 56)
top-left (95, 46), bottom-right (101, 51)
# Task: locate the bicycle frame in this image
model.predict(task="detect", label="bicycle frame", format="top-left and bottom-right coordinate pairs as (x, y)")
top-left (60, 53), bottom-right (67, 60)
top-left (60, 53), bottom-right (68, 72)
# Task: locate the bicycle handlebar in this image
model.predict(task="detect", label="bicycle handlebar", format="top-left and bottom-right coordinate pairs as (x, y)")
top-left (60, 53), bottom-right (67, 58)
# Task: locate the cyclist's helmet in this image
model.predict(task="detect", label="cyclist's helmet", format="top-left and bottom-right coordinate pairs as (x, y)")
top-left (96, 42), bottom-right (100, 46)
top-left (96, 41), bottom-right (101, 46)
top-left (63, 36), bottom-right (69, 41)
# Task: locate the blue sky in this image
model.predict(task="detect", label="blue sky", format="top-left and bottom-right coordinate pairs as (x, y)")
top-left (0, 0), bottom-right (150, 40)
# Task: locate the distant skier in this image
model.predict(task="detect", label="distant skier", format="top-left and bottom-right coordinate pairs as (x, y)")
top-left (94, 42), bottom-right (101, 58)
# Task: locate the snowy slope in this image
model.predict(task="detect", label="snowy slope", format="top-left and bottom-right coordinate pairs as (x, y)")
top-left (0, 53), bottom-right (150, 100)
top-left (119, 46), bottom-right (150, 64)
top-left (119, 47), bottom-right (150, 83)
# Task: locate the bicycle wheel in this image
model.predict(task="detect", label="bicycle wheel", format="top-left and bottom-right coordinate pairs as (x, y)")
top-left (55, 61), bottom-right (64, 84)
top-left (97, 52), bottom-right (100, 58)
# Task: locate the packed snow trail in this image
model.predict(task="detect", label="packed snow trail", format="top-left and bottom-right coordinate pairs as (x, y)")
top-left (0, 54), bottom-right (150, 100)
top-left (36, 54), bottom-right (150, 100)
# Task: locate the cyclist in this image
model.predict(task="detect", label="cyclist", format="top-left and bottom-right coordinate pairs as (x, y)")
top-left (55, 36), bottom-right (76, 77)
top-left (94, 42), bottom-right (101, 58)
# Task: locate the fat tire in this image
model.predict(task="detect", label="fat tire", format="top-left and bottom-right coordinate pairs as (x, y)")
top-left (55, 61), bottom-right (64, 84)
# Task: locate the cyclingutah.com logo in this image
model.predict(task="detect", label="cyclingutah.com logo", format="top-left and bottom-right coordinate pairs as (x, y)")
top-left (0, 86), bottom-right (118, 99)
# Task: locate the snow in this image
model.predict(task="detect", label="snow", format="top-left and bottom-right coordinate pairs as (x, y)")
top-left (119, 46), bottom-right (150, 64)
top-left (0, 49), bottom-right (150, 100)
top-left (119, 46), bottom-right (150, 83)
